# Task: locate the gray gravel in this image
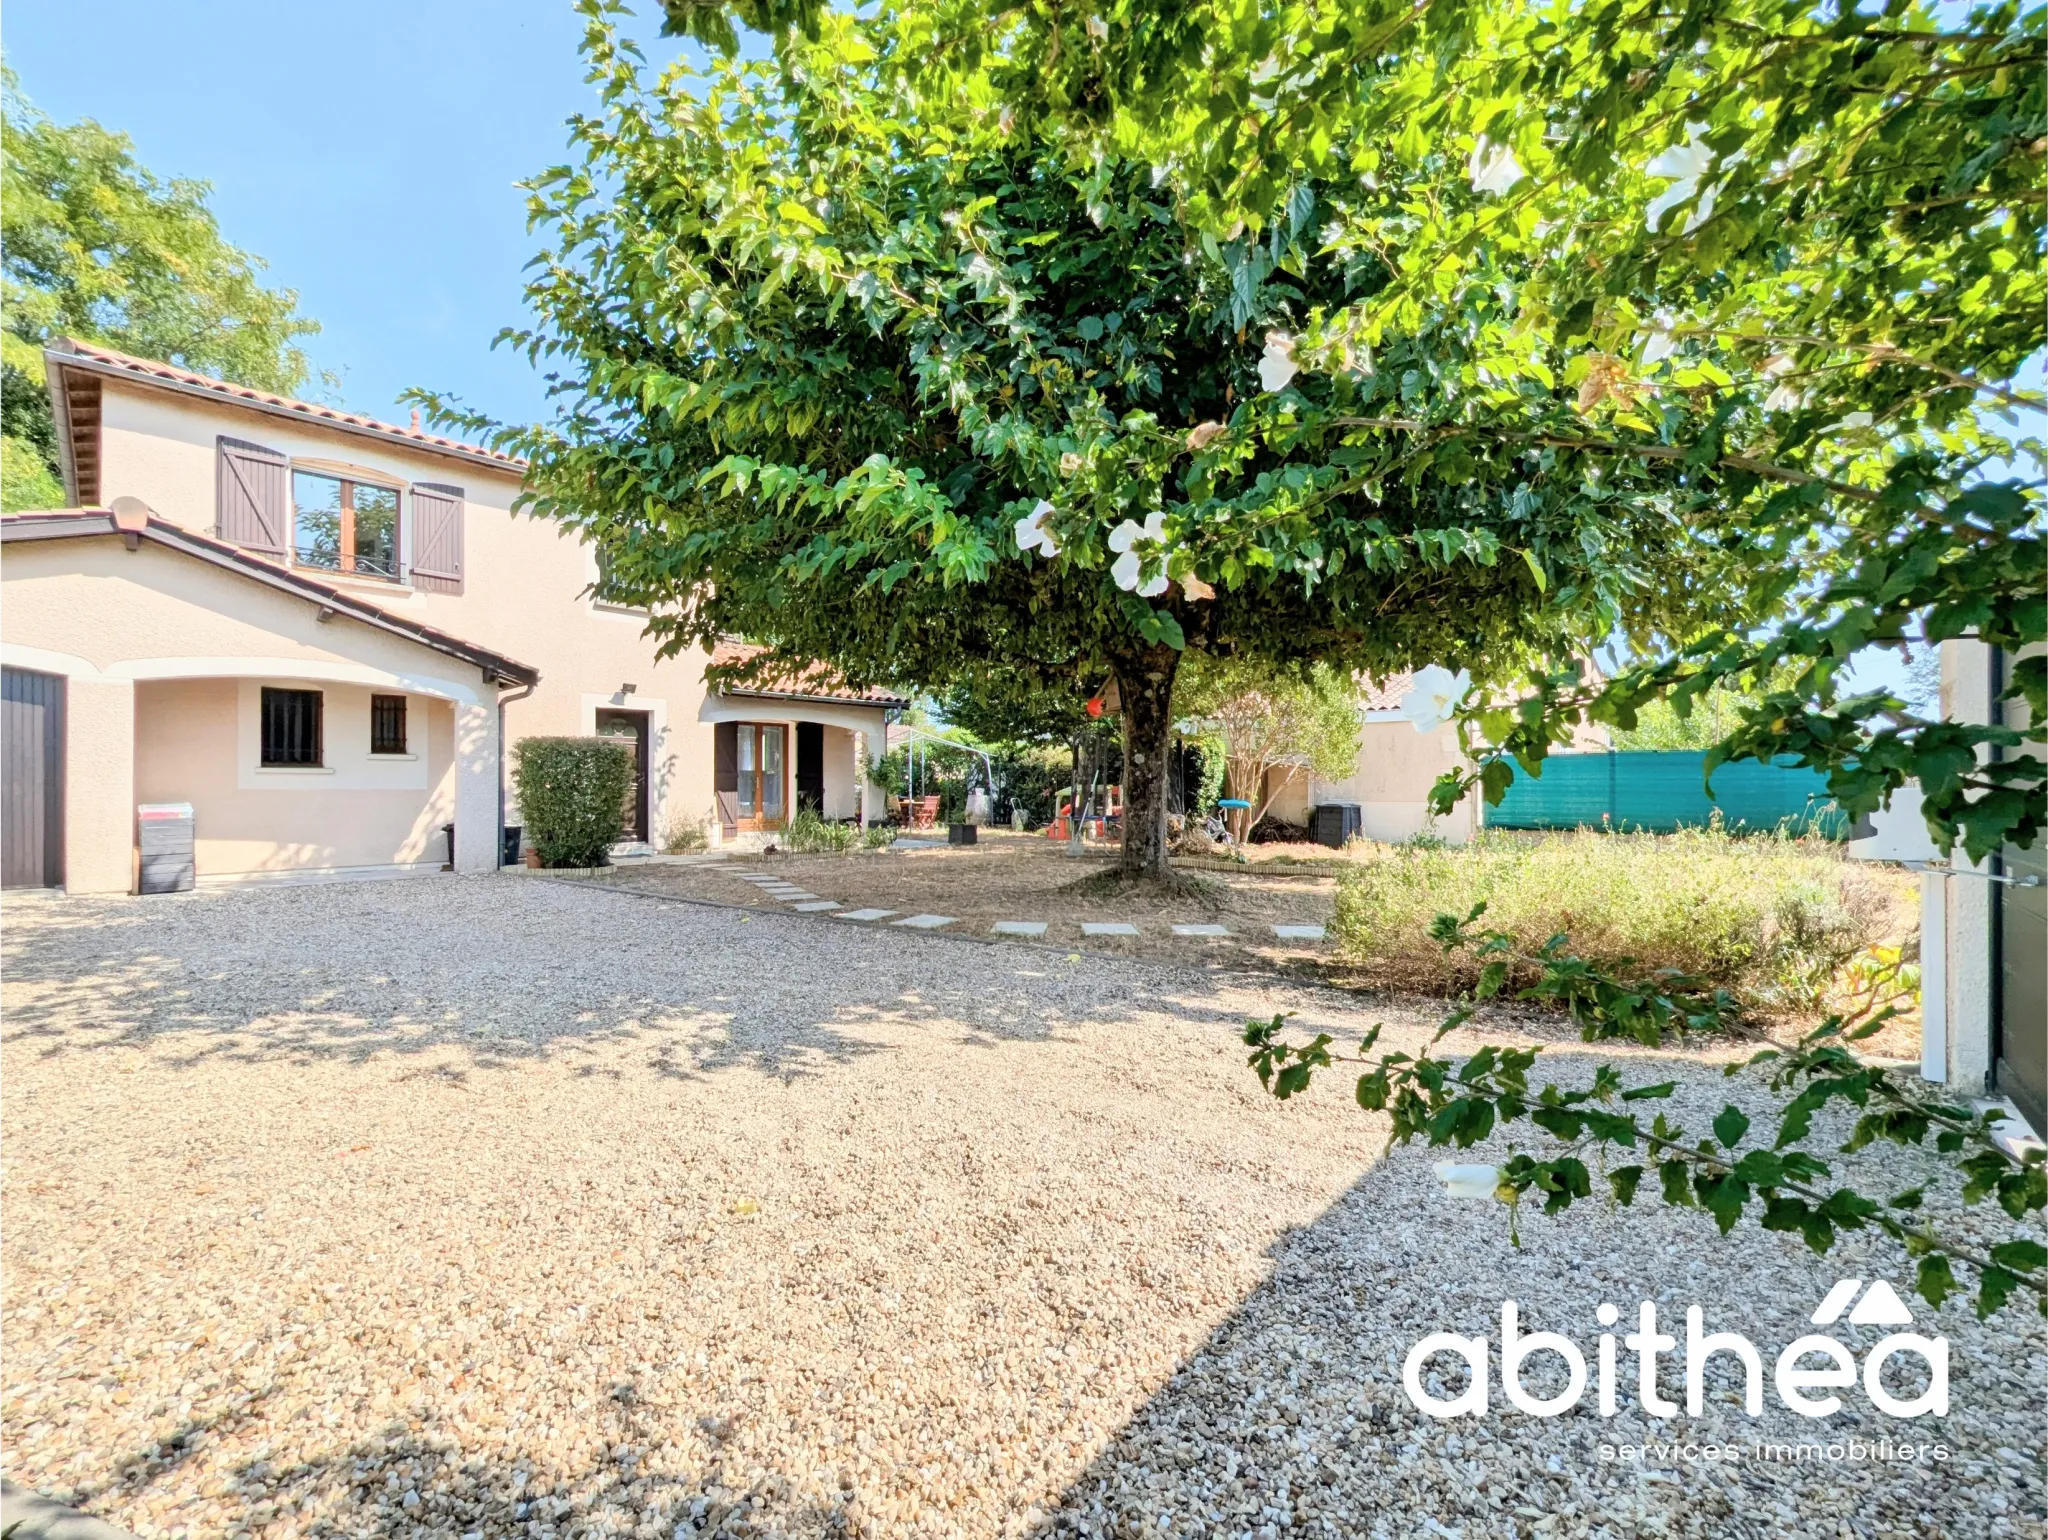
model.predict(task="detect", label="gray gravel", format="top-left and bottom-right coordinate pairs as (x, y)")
top-left (2, 877), bottom-right (2041, 1540)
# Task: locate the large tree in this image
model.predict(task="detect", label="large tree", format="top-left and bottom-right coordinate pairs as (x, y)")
top-left (628, 0), bottom-right (2043, 866)
top-left (432, 3), bottom-right (1766, 880)
top-left (1, 65), bottom-right (325, 507)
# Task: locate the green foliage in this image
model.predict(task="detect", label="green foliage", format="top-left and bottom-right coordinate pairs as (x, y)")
top-left (1, 431), bottom-right (62, 511)
top-left (783, 807), bottom-right (858, 854)
top-left (2, 66), bottom-right (323, 392)
top-left (660, 815), bottom-right (708, 854)
top-left (1, 63), bottom-right (327, 500)
top-left (512, 737), bottom-right (634, 868)
top-left (861, 823), bottom-right (898, 850)
top-left (1177, 654), bottom-right (1360, 837)
top-left (648, 1), bottom-right (2043, 866)
top-left (424, 2), bottom-right (1796, 875)
top-left (1333, 829), bottom-right (1909, 1015)
top-left (1607, 669), bottom-right (1808, 753)
top-left (1246, 926), bottom-right (2046, 1319)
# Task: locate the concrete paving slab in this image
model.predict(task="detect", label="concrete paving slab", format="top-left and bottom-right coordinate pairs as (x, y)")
top-left (791, 900), bottom-right (842, 912)
top-left (991, 920), bottom-right (1048, 937)
top-left (837, 908), bottom-right (898, 922)
top-left (1081, 922), bottom-right (1140, 936)
top-left (892, 914), bottom-right (958, 929)
top-left (1272, 924), bottom-right (1327, 941)
top-left (1172, 924), bottom-right (1231, 937)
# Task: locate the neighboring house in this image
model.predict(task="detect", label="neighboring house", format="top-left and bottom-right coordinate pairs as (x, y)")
top-left (1260, 670), bottom-right (1612, 845)
top-left (0, 341), bottom-right (897, 892)
top-left (1257, 674), bottom-right (1485, 844)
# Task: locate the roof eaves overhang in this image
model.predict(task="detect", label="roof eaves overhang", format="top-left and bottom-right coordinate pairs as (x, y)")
top-left (718, 685), bottom-right (908, 710)
top-left (1, 512), bottom-right (541, 687)
top-left (43, 345), bottom-right (526, 479)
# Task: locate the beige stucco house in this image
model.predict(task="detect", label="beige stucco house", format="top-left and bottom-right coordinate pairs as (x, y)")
top-left (1, 341), bottom-right (898, 892)
top-left (1253, 675), bottom-right (1482, 844)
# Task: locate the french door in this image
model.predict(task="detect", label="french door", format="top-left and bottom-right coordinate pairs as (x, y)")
top-left (735, 724), bottom-right (786, 830)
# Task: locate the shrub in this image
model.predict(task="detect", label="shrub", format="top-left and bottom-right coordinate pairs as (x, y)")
top-left (784, 807), bottom-right (858, 854)
top-left (1330, 827), bottom-right (1914, 1017)
top-left (512, 736), bottom-right (635, 868)
top-left (661, 815), bottom-right (708, 854)
top-left (862, 823), bottom-right (898, 850)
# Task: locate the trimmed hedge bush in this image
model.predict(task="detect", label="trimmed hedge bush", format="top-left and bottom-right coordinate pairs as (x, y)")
top-left (513, 736), bottom-right (635, 868)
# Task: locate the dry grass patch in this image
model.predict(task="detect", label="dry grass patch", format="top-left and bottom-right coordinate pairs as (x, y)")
top-left (1331, 828), bottom-right (1917, 1021)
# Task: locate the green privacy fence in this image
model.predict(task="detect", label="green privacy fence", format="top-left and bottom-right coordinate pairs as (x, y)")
top-left (1484, 751), bottom-right (1850, 837)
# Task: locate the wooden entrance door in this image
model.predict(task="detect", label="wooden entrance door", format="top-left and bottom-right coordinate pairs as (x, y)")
top-left (2, 667), bottom-right (65, 888)
top-left (595, 709), bottom-right (650, 842)
top-left (735, 723), bottom-right (787, 830)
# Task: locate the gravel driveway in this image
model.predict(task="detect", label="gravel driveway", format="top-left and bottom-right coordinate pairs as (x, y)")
top-left (2, 877), bottom-right (2039, 1540)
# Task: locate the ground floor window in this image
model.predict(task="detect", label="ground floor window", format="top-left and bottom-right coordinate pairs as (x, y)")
top-left (370, 693), bottom-right (408, 755)
top-left (261, 688), bottom-right (323, 767)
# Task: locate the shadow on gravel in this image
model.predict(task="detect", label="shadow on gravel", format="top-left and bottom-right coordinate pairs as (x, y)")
top-left (1036, 1099), bottom-right (1986, 1540)
top-left (89, 1412), bottom-right (852, 1540)
top-left (0, 878), bottom-right (1277, 1083)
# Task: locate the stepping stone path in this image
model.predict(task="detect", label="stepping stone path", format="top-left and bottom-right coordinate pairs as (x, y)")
top-left (719, 869), bottom-right (1323, 948)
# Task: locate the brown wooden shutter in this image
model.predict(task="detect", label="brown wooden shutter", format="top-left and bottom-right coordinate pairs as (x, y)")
top-left (216, 437), bottom-right (288, 559)
top-left (714, 722), bottom-right (740, 835)
top-left (409, 482), bottom-right (465, 593)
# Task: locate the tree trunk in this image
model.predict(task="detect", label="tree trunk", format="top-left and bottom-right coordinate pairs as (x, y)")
top-left (1114, 644), bottom-right (1182, 879)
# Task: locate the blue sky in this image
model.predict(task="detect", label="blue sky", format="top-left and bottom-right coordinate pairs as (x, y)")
top-left (4, 0), bottom-right (692, 429)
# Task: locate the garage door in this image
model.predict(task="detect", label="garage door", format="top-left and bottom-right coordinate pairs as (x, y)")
top-left (2, 666), bottom-right (65, 888)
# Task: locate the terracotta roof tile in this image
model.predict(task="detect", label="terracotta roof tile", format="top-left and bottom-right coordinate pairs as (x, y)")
top-left (709, 640), bottom-right (906, 707)
top-left (47, 339), bottom-right (525, 472)
top-left (1358, 672), bottom-right (1415, 711)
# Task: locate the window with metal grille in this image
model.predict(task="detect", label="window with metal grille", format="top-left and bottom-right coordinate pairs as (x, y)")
top-left (370, 694), bottom-right (408, 755)
top-left (260, 688), bottom-right (323, 767)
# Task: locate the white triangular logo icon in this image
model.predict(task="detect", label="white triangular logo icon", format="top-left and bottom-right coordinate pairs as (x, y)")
top-left (1847, 1279), bottom-right (1915, 1326)
top-left (1811, 1279), bottom-right (1862, 1325)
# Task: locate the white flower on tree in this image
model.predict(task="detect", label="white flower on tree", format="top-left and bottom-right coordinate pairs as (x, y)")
top-left (1639, 311), bottom-right (1678, 366)
top-left (1645, 124), bottom-right (1724, 233)
top-left (1761, 353), bottom-right (1803, 413)
top-left (1466, 137), bottom-right (1525, 196)
top-left (1014, 499), bottom-right (1060, 557)
top-left (1434, 1163), bottom-right (1501, 1200)
top-left (1257, 330), bottom-right (1299, 393)
top-left (1108, 510), bottom-right (1169, 596)
top-left (1398, 665), bottom-right (1472, 733)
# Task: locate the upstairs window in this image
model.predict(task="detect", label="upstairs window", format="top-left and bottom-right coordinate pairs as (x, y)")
top-left (260, 688), bottom-right (323, 767)
top-left (370, 694), bottom-right (408, 755)
top-left (293, 470), bottom-right (400, 581)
